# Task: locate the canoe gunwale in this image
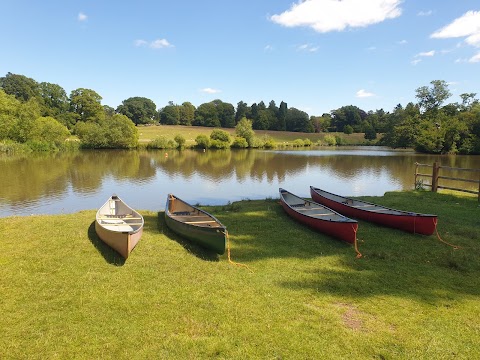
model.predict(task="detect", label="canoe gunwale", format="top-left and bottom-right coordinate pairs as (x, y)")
top-left (309, 186), bottom-right (437, 235)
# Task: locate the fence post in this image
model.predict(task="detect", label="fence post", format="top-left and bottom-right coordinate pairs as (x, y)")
top-left (414, 162), bottom-right (418, 188)
top-left (432, 161), bottom-right (439, 192)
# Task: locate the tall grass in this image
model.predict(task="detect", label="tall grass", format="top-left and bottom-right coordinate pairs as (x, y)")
top-left (1, 191), bottom-right (479, 359)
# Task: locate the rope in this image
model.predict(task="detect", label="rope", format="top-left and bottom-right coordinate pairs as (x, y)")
top-left (224, 230), bottom-right (253, 272)
top-left (433, 218), bottom-right (461, 250)
top-left (353, 225), bottom-right (362, 259)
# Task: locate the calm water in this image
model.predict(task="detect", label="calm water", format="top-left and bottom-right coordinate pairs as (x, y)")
top-left (1, 147), bottom-right (479, 217)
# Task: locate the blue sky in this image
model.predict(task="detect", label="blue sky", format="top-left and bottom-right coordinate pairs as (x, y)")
top-left (1, 0), bottom-right (479, 116)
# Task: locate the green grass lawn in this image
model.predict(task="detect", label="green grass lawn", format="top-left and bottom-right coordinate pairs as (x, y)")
top-left (137, 124), bottom-right (367, 146)
top-left (1, 191), bottom-right (479, 359)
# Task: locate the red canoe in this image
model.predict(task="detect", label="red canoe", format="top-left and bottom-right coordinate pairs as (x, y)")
top-left (279, 188), bottom-right (358, 244)
top-left (310, 186), bottom-right (437, 235)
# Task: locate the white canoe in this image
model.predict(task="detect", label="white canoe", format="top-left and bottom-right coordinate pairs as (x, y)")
top-left (95, 195), bottom-right (144, 258)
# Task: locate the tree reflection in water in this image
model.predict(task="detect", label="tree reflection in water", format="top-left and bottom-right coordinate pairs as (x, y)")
top-left (1, 147), bottom-right (479, 216)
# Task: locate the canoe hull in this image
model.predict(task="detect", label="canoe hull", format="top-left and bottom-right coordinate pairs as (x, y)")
top-left (95, 222), bottom-right (143, 259)
top-left (165, 194), bottom-right (227, 255)
top-left (310, 187), bottom-right (437, 235)
top-left (95, 195), bottom-right (144, 258)
top-left (279, 188), bottom-right (358, 244)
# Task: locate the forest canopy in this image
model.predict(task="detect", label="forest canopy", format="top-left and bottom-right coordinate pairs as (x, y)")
top-left (1, 72), bottom-right (480, 154)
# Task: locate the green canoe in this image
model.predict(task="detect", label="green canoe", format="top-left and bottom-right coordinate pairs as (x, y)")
top-left (164, 194), bottom-right (227, 255)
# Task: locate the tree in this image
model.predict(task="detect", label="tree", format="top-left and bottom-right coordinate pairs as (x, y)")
top-left (364, 125), bottom-right (377, 140)
top-left (415, 80), bottom-right (451, 115)
top-left (286, 107), bottom-right (312, 132)
top-left (117, 97), bottom-right (157, 125)
top-left (215, 101), bottom-right (235, 128)
top-left (75, 114), bottom-right (138, 148)
top-left (160, 103), bottom-right (180, 125)
top-left (235, 101), bottom-right (249, 123)
top-left (277, 101), bottom-right (287, 131)
top-left (39, 82), bottom-right (69, 117)
top-left (194, 102), bottom-right (220, 127)
top-left (0, 72), bottom-right (40, 102)
top-left (179, 102), bottom-right (195, 125)
top-left (235, 117), bottom-right (255, 147)
top-left (70, 88), bottom-right (104, 123)
top-left (30, 116), bottom-right (70, 147)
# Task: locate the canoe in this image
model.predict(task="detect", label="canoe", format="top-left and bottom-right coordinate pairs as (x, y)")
top-left (95, 195), bottom-right (144, 258)
top-left (310, 186), bottom-right (437, 235)
top-left (279, 188), bottom-right (358, 244)
top-left (165, 194), bottom-right (227, 254)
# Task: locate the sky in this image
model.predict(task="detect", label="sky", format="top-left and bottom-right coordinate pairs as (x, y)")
top-left (1, 0), bottom-right (479, 117)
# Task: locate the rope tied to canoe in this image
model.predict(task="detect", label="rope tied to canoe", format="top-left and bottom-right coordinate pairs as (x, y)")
top-left (353, 225), bottom-right (362, 259)
top-left (433, 218), bottom-right (460, 250)
top-left (223, 230), bottom-right (253, 272)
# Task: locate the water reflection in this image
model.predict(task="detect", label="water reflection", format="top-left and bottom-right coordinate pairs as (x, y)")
top-left (1, 147), bottom-right (479, 216)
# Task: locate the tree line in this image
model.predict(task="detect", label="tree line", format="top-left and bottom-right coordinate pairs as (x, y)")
top-left (1, 72), bottom-right (479, 153)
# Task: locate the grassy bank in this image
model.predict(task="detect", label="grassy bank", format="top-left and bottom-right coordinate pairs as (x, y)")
top-left (1, 191), bottom-right (479, 359)
top-left (137, 124), bottom-right (368, 146)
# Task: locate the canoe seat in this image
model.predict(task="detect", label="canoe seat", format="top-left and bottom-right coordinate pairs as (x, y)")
top-left (185, 220), bottom-right (217, 224)
top-left (297, 207), bottom-right (325, 211)
top-left (290, 203), bottom-right (306, 208)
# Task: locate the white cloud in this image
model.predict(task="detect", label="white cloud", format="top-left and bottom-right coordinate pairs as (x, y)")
top-left (297, 43), bottom-right (319, 52)
top-left (270, 0), bottom-right (402, 33)
top-left (416, 50), bottom-right (435, 57)
top-left (78, 12), bottom-right (87, 22)
top-left (417, 10), bottom-right (433, 17)
top-left (398, 39), bottom-right (408, 45)
top-left (356, 89), bottom-right (375, 98)
top-left (150, 39), bottom-right (173, 49)
top-left (134, 38), bottom-right (174, 49)
top-left (134, 40), bottom-right (148, 47)
top-left (469, 52), bottom-right (480, 63)
top-left (411, 59), bottom-right (422, 65)
top-left (200, 88), bottom-right (221, 94)
top-left (264, 45), bottom-right (274, 52)
top-left (431, 11), bottom-right (480, 47)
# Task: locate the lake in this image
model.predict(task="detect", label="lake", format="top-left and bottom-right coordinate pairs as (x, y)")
top-left (1, 147), bottom-right (479, 217)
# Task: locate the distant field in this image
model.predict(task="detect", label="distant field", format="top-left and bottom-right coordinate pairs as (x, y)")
top-left (137, 124), bottom-right (368, 145)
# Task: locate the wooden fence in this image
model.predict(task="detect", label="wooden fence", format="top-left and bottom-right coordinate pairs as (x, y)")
top-left (415, 162), bottom-right (480, 201)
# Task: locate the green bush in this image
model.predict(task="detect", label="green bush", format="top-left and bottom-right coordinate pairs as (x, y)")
top-left (263, 138), bottom-right (276, 149)
top-left (147, 136), bottom-right (177, 149)
top-left (174, 134), bottom-right (186, 149)
top-left (323, 134), bottom-right (336, 146)
top-left (75, 114), bottom-right (138, 149)
top-left (210, 129), bottom-right (230, 143)
top-left (195, 134), bottom-right (210, 149)
top-left (303, 138), bottom-right (312, 147)
top-left (231, 137), bottom-right (248, 148)
top-left (292, 139), bottom-right (305, 147)
top-left (209, 139), bottom-right (230, 149)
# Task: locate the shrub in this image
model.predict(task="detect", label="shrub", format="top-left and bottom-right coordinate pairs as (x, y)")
top-left (209, 139), bottom-right (230, 149)
top-left (263, 138), bottom-right (276, 149)
top-left (174, 134), bottom-right (186, 149)
top-left (344, 125), bottom-right (353, 134)
top-left (210, 129), bottom-right (230, 143)
top-left (195, 134), bottom-right (210, 149)
top-left (303, 138), bottom-right (312, 147)
top-left (147, 136), bottom-right (177, 149)
top-left (30, 116), bottom-right (70, 147)
top-left (75, 114), bottom-right (139, 149)
top-left (292, 139), bottom-right (305, 147)
top-left (231, 137), bottom-right (248, 148)
top-left (323, 134), bottom-right (337, 146)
